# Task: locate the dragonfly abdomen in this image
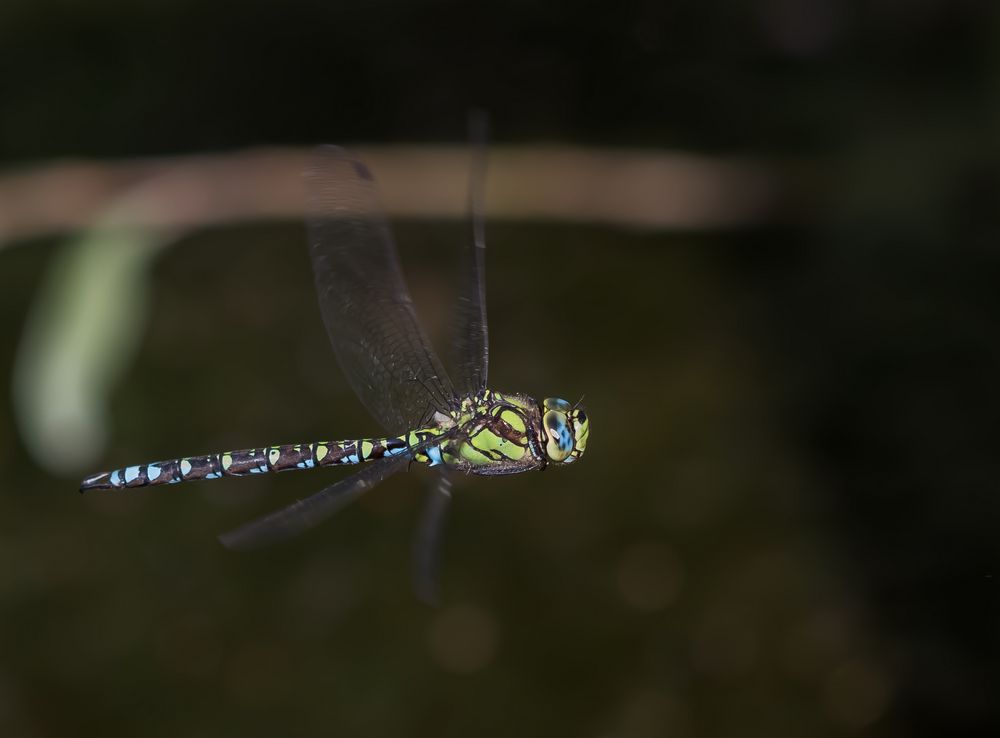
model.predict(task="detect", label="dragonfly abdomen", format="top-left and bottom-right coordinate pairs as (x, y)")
top-left (79, 435), bottom-right (418, 492)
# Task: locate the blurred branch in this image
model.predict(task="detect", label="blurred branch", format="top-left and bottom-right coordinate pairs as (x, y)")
top-left (0, 146), bottom-right (778, 244)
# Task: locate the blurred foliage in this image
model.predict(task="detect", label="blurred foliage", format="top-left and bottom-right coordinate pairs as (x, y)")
top-left (14, 223), bottom-right (171, 474)
top-left (2, 1), bottom-right (999, 737)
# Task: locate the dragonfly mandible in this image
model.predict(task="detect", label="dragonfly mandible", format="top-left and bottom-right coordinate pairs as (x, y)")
top-left (80, 121), bottom-right (590, 601)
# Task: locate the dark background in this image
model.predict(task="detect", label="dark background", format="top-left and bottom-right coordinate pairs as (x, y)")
top-left (1, 1), bottom-right (997, 736)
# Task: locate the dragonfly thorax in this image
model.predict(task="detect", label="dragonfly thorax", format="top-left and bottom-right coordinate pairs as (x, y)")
top-left (430, 390), bottom-right (544, 475)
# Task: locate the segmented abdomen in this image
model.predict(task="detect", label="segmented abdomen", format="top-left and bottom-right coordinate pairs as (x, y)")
top-left (79, 436), bottom-right (413, 492)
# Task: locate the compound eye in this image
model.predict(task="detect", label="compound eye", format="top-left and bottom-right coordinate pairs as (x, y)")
top-left (544, 397), bottom-right (572, 413)
top-left (544, 411), bottom-right (572, 462)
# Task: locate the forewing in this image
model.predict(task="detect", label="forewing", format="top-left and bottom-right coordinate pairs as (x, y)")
top-left (308, 146), bottom-right (455, 434)
top-left (450, 111), bottom-right (490, 398)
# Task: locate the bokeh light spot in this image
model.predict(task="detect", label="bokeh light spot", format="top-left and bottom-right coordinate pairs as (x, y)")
top-left (691, 614), bottom-right (758, 678)
top-left (427, 603), bottom-right (498, 674)
top-left (824, 659), bottom-right (892, 729)
top-left (616, 541), bottom-right (684, 612)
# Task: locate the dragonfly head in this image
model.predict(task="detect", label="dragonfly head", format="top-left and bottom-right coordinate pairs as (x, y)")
top-left (541, 397), bottom-right (589, 464)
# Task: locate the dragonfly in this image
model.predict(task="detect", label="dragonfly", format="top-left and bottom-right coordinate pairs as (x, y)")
top-left (80, 122), bottom-right (589, 601)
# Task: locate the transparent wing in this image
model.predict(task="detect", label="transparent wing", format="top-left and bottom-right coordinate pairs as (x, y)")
top-left (218, 456), bottom-right (407, 551)
top-left (412, 471), bottom-right (452, 606)
top-left (450, 111), bottom-right (490, 398)
top-left (308, 146), bottom-right (455, 434)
